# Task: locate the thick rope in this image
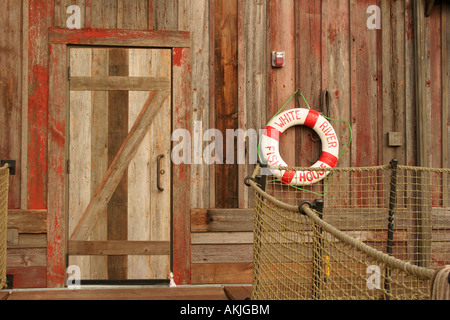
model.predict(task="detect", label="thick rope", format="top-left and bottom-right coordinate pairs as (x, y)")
top-left (430, 266), bottom-right (450, 299)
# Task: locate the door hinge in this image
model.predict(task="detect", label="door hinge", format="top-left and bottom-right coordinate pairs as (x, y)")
top-left (68, 66), bottom-right (71, 81)
top-left (66, 159), bottom-right (70, 174)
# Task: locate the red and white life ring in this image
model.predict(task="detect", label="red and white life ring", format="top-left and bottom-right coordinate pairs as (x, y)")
top-left (260, 108), bottom-right (339, 186)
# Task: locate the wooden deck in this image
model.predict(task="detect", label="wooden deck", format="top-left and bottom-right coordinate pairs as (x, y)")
top-left (0, 285), bottom-right (252, 300)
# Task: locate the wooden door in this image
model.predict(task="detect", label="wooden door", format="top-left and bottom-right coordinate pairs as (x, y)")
top-left (67, 47), bottom-right (172, 281)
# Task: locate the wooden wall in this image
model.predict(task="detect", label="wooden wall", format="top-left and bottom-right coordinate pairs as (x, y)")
top-left (0, 0), bottom-right (448, 287)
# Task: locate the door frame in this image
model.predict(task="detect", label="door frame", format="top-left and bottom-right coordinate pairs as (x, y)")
top-left (48, 27), bottom-right (192, 288)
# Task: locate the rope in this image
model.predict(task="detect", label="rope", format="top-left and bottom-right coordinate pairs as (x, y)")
top-left (301, 204), bottom-right (435, 280)
top-left (0, 164), bottom-right (9, 290)
top-left (248, 164), bottom-right (437, 281)
top-left (430, 266), bottom-right (450, 300)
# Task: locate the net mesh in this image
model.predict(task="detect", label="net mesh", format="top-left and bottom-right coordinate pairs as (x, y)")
top-left (0, 165), bottom-right (9, 290)
top-left (250, 162), bottom-right (450, 300)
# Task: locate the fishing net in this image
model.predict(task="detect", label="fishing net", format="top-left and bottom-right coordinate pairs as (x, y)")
top-left (248, 161), bottom-right (450, 300)
top-left (0, 165), bottom-right (9, 290)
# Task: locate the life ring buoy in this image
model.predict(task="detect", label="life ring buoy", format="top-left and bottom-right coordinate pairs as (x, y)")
top-left (259, 108), bottom-right (339, 186)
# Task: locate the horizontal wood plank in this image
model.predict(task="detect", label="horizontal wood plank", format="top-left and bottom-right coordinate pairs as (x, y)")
top-left (191, 208), bottom-right (254, 232)
top-left (7, 233), bottom-right (47, 249)
top-left (6, 286), bottom-right (229, 300)
top-left (0, 292), bottom-right (10, 300)
top-left (191, 232), bottom-right (253, 244)
top-left (190, 207), bottom-right (428, 233)
top-left (68, 241), bottom-right (170, 256)
top-left (224, 286), bottom-right (252, 300)
top-left (7, 210), bottom-right (47, 233)
top-left (191, 263), bottom-right (253, 284)
top-left (5, 267), bottom-right (47, 289)
top-left (70, 76), bottom-right (170, 91)
top-left (49, 27), bottom-right (191, 48)
top-left (191, 244), bottom-right (253, 264)
top-left (6, 248), bottom-right (47, 267)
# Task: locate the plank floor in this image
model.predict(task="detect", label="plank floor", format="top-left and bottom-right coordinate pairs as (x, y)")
top-left (0, 285), bottom-right (252, 300)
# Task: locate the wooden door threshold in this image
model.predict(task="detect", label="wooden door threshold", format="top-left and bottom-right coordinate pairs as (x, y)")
top-left (2, 285), bottom-right (230, 300)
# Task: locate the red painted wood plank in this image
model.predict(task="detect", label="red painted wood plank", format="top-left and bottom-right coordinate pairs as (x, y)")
top-left (172, 47), bottom-right (192, 285)
top-left (267, 0), bottom-right (296, 167)
top-left (350, 0), bottom-right (380, 208)
top-left (47, 42), bottom-right (67, 288)
top-left (27, 0), bottom-right (53, 210)
top-left (350, 0), bottom-right (379, 169)
top-left (48, 27), bottom-right (190, 47)
top-left (295, 0), bottom-right (323, 169)
top-left (6, 267), bottom-right (47, 289)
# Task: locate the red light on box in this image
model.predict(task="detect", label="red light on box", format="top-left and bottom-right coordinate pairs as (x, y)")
top-left (272, 51), bottom-right (285, 67)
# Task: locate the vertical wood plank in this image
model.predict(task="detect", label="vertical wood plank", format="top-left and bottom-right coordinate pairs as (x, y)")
top-left (414, 0), bottom-right (430, 168)
top-left (405, 0), bottom-right (417, 167)
top-left (21, 0), bottom-right (30, 210)
top-left (427, 4), bottom-right (442, 206)
top-left (295, 0), bottom-right (323, 198)
top-left (325, 0), bottom-right (351, 206)
top-left (381, 0), bottom-right (406, 165)
top-left (148, 49), bottom-right (172, 279)
top-left (28, 0), bottom-right (52, 210)
top-left (209, 0), bottom-right (217, 208)
top-left (350, 0), bottom-right (379, 208)
top-left (0, 1), bottom-right (22, 209)
top-left (442, 2), bottom-right (449, 173)
top-left (90, 0), bottom-right (118, 29)
top-left (266, 0), bottom-right (296, 204)
top-left (237, 0), bottom-right (267, 208)
top-left (147, 0), bottom-right (154, 30)
top-left (214, 0), bottom-right (239, 208)
top-left (428, 4), bottom-right (442, 170)
top-left (89, 48), bottom-right (109, 279)
top-left (444, 2), bottom-right (450, 207)
top-left (153, 0), bottom-right (178, 30)
top-left (107, 48), bottom-right (129, 280)
top-left (172, 47), bottom-right (192, 285)
top-left (237, 0), bottom-right (247, 208)
top-left (295, 0), bottom-right (323, 167)
top-left (350, 0), bottom-right (379, 168)
top-left (267, 0), bottom-right (296, 168)
top-left (47, 42), bottom-right (67, 288)
top-left (127, 48), bottom-right (151, 279)
top-left (68, 48), bottom-right (92, 280)
top-left (118, 0), bottom-right (149, 30)
top-left (53, 0), bottom-right (86, 28)
top-left (178, 0), bottom-right (210, 209)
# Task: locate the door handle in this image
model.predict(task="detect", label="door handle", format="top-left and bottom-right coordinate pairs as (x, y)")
top-left (157, 154), bottom-right (165, 192)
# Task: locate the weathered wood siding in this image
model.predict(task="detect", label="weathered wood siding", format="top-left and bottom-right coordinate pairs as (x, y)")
top-left (0, 0), bottom-right (448, 287)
